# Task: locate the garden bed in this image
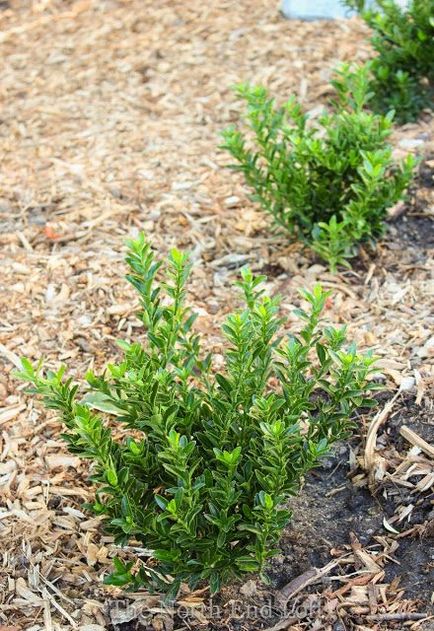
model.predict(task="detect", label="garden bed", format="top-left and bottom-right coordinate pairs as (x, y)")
top-left (0, 1), bottom-right (433, 630)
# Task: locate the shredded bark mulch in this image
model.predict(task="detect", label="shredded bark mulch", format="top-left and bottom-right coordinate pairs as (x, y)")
top-left (0, 1), bottom-right (433, 629)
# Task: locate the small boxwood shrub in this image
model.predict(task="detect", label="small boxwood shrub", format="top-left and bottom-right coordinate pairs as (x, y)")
top-left (345, 0), bottom-right (434, 122)
top-left (221, 65), bottom-right (416, 270)
top-left (17, 235), bottom-right (378, 597)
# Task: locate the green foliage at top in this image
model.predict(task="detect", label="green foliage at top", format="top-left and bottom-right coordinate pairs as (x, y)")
top-left (221, 65), bottom-right (416, 271)
top-left (16, 234), bottom-right (378, 598)
top-left (344, 0), bottom-right (434, 122)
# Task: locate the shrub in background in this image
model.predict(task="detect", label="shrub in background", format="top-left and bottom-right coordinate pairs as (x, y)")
top-left (17, 235), bottom-right (377, 597)
top-left (221, 65), bottom-right (416, 271)
top-left (344, 0), bottom-right (434, 122)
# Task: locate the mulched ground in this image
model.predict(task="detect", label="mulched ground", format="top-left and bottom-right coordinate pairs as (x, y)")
top-left (0, 1), bottom-right (433, 630)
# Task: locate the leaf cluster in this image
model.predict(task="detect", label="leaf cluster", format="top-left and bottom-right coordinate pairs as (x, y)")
top-left (17, 234), bottom-right (378, 597)
top-left (221, 65), bottom-right (415, 270)
top-left (344, 0), bottom-right (434, 122)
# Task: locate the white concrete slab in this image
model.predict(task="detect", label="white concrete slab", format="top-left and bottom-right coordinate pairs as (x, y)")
top-left (281, 0), bottom-right (409, 21)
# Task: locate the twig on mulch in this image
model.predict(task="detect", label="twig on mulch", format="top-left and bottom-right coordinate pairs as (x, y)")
top-left (364, 390), bottom-right (400, 486)
top-left (363, 612), bottom-right (428, 621)
top-left (275, 559), bottom-right (341, 608)
top-left (400, 425), bottom-right (434, 459)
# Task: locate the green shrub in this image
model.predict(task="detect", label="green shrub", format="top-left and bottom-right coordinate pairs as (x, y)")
top-left (344, 0), bottom-right (434, 122)
top-left (17, 235), bottom-right (378, 597)
top-left (221, 65), bottom-right (416, 271)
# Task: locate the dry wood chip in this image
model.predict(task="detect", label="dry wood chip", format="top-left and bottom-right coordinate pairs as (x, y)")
top-left (364, 392), bottom-right (400, 485)
top-left (400, 425), bottom-right (434, 460)
top-left (0, 405), bottom-right (26, 424)
top-left (45, 454), bottom-right (81, 469)
top-left (0, 343), bottom-right (22, 370)
top-left (276, 559), bottom-right (340, 607)
top-left (15, 577), bottom-right (43, 604)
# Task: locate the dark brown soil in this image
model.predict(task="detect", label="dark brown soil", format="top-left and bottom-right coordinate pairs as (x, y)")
top-left (284, 396), bottom-right (434, 605)
top-left (387, 212), bottom-right (434, 256)
top-left (386, 154), bottom-right (434, 254)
